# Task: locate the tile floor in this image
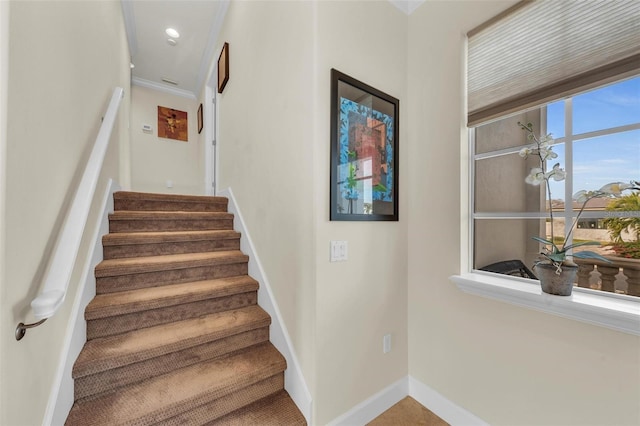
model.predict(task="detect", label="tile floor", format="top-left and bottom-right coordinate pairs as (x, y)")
top-left (367, 396), bottom-right (449, 426)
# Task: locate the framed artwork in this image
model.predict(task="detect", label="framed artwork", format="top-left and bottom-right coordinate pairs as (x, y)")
top-left (157, 106), bottom-right (188, 142)
top-left (197, 103), bottom-right (203, 134)
top-left (218, 42), bottom-right (229, 93)
top-left (330, 69), bottom-right (399, 221)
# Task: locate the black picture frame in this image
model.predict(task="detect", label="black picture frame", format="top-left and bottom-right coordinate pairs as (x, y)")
top-left (197, 103), bottom-right (203, 134)
top-left (330, 69), bottom-right (399, 221)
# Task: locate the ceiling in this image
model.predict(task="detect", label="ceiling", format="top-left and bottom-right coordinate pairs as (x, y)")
top-left (122, 0), bottom-right (229, 99)
top-left (122, 0), bottom-right (423, 100)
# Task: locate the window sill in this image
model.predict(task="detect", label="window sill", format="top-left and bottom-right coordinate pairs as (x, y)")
top-left (450, 272), bottom-right (640, 336)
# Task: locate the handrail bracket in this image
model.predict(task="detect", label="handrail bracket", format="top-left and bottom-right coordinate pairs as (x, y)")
top-left (15, 319), bottom-right (47, 341)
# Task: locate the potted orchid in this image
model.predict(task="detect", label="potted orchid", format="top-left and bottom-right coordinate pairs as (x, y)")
top-left (518, 122), bottom-right (638, 295)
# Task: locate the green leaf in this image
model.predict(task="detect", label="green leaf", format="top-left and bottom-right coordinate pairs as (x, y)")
top-left (563, 240), bottom-right (601, 251)
top-left (532, 236), bottom-right (553, 245)
top-left (572, 250), bottom-right (612, 263)
top-left (548, 253), bottom-right (566, 262)
top-left (532, 236), bottom-right (561, 254)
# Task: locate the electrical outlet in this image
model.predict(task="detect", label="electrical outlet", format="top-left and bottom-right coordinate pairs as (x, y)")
top-left (383, 334), bottom-right (391, 353)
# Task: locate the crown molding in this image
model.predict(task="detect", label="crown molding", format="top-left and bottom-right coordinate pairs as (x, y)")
top-left (132, 77), bottom-right (197, 100)
top-left (389, 0), bottom-right (425, 15)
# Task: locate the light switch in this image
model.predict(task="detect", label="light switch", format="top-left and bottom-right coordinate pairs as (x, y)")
top-left (330, 241), bottom-right (348, 262)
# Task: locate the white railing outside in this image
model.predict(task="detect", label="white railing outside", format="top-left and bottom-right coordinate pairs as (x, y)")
top-left (26, 87), bottom-right (124, 323)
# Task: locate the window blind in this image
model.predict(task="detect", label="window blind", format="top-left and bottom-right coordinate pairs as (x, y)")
top-left (467, 0), bottom-right (640, 127)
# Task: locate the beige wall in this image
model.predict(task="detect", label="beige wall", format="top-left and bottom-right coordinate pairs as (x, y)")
top-left (215, 1), bottom-right (408, 423)
top-left (130, 85), bottom-right (204, 195)
top-left (1, 1), bottom-right (130, 424)
top-left (313, 1), bottom-right (408, 423)
top-left (407, 2), bottom-right (640, 425)
top-left (214, 0), bottom-right (318, 414)
top-left (0, 0), bottom-right (8, 419)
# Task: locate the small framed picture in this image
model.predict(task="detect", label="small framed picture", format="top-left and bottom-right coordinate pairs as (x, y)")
top-left (157, 106), bottom-right (188, 142)
top-left (218, 42), bottom-right (229, 94)
top-left (330, 69), bottom-right (399, 221)
top-left (197, 103), bottom-right (203, 134)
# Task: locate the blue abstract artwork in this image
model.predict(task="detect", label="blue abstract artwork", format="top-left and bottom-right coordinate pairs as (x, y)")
top-left (337, 98), bottom-right (394, 214)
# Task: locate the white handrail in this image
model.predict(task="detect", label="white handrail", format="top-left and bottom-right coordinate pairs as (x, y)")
top-left (17, 87), bottom-right (124, 337)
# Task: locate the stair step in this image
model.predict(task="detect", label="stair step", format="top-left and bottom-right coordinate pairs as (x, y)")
top-left (109, 210), bottom-right (234, 233)
top-left (86, 276), bottom-right (258, 320)
top-left (102, 229), bottom-right (241, 259)
top-left (74, 306), bottom-right (271, 400)
top-left (114, 191), bottom-right (228, 212)
top-left (212, 390), bottom-right (306, 425)
top-left (77, 305), bottom-right (271, 377)
top-left (95, 251), bottom-right (249, 294)
top-left (157, 375), bottom-right (286, 426)
top-left (87, 290), bottom-right (257, 340)
top-left (65, 342), bottom-right (286, 425)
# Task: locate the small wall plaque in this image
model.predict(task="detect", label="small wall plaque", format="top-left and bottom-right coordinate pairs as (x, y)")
top-left (217, 42), bottom-right (229, 94)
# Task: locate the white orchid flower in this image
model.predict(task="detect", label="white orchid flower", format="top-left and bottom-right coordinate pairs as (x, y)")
top-left (598, 182), bottom-right (632, 196)
top-left (539, 134), bottom-right (554, 144)
top-left (573, 189), bottom-right (588, 203)
top-left (547, 163), bottom-right (566, 181)
top-left (519, 147), bottom-right (533, 157)
top-left (539, 147), bottom-right (558, 161)
top-left (573, 189), bottom-right (601, 203)
top-left (525, 167), bottom-right (545, 185)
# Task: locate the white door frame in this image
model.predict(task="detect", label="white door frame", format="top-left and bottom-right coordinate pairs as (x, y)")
top-left (204, 73), bottom-right (217, 196)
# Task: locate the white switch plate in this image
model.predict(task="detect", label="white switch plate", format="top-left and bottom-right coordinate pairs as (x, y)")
top-left (330, 240), bottom-right (348, 262)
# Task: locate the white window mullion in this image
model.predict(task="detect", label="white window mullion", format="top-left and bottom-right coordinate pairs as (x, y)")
top-left (564, 99), bottom-right (574, 249)
top-left (468, 129), bottom-right (476, 272)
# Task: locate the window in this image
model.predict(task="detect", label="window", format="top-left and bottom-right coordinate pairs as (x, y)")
top-left (457, 0), bottom-right (640, 335)
top-left (472, 76), bottom-right (640, 298)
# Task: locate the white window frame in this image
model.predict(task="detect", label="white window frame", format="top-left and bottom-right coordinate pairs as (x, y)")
top-left (451, 87), bottom-right (640, 336)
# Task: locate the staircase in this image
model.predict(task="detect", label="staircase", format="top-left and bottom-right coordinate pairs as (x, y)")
top-left (65, 191), bottom-right (306, 425)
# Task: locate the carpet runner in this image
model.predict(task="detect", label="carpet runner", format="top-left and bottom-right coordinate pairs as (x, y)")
top-left (65, 191), bottom-right (306, 425)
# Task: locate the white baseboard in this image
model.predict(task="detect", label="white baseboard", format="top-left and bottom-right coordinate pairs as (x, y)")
top-left (218, 187), bottom-right (313, 424)
top-left (327, 377), bottom-right (408, 426)
top-left (44, 179), bottom-right (119, 426)
top-left (326, 375), bottom-right (487, 426)
top-left (409, 376), bottom-right (488, 426)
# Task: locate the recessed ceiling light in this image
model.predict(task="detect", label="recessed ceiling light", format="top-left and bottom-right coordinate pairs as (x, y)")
top-left (165, 28), bottom-right (180, 38)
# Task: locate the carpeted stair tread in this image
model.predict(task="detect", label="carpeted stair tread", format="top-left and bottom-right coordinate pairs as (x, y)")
top-left (109, 210), bottom-right (233, 221)
top-left (74, 305), bottom-right (271, 378)
top-left (109, 210), bottom-right (234, 233)
top-left (114, 191), bottom-right (228, 204)
top-left (95, 250), bottom-right (248, 277)
top-left (156, 375), bottom-right (284, 426)
top-left (86, 291), bottom-right (257, 339)
top-left (102, 229), bottom-right (240, 246)
top-left (65, 342), bottom-right (286, 425)
top-left (211, 390), bottom-right (307, 425)
top-left (102, 230), bottom-right (241, 259)
top-left (74, 328), bottom-right (271, 401)
top-left (114, 191), bottom-right (228, 212)
top-left (86, 276), bottom-right (258, 320)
